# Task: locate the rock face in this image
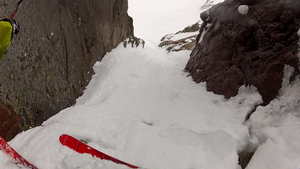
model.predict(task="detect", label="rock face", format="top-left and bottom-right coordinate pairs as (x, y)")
top-left (185, 0), bottom-right (300, 105)
top-left (0, 0), bottom-right (133, 140)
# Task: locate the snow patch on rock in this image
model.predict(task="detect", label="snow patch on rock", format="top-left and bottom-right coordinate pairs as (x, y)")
top-left (280, 65), bottom-right (294, 95)
top-left (198, 23), bottom-right (211, 43)
top-left (238, 5), bottom-right (249, 15)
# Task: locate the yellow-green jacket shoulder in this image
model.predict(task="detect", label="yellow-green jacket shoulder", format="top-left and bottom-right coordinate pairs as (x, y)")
top-left (0, 21), bottom-right (12, 61)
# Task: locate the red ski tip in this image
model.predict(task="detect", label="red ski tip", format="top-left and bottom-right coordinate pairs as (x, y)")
top-left (0, 136), bottom-right (38, 169)
top-left (59, 134), bottom-right (140, 168)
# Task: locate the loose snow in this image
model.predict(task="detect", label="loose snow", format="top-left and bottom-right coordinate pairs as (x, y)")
top-left (238, 5), bottom-right (249, 15)
top-left (1, 0), bottom-right (300, 169)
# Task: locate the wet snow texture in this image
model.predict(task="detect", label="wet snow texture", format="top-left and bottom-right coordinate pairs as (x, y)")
top-left (1, 0), bottom-right (300, 169)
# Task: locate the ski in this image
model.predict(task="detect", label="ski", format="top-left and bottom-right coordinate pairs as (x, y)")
top-left (59, 134), bottom-right (140, 168)
top-left (0, 136), bottom-right (38, 169)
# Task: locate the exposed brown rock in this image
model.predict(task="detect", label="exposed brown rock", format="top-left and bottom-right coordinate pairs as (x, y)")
top-left (0, 100), bottom-right (22, 141)
top-left (185, 0), bottom-right (300, 105)
top-left (239, 152), bottom-right (255, 169)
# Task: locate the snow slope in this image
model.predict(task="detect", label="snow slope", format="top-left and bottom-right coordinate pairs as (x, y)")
top-left (1, 0), bottom-right (300, 169)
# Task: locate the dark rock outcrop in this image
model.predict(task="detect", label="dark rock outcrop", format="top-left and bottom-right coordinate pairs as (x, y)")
top-left (0, 0), bottom-right (133, 140)
top-left (238, 152), bottom-right (254, 169)
top-left (185, 0), bottom-right (300, 105)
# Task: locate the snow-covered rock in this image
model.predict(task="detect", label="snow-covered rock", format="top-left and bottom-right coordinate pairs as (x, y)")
top-left (159, 22), bottom-right (200, 52)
